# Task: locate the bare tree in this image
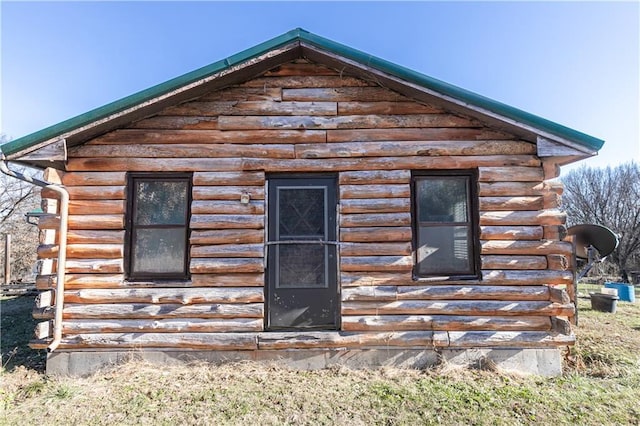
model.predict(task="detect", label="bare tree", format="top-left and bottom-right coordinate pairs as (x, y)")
top-left (562, 162), bottom-right (640, 279)
top-left (1, 135), bottom-right (41, 282)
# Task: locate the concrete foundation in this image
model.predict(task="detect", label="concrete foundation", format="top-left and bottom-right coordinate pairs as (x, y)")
top-left (46, 347), bottom-right (563, 377)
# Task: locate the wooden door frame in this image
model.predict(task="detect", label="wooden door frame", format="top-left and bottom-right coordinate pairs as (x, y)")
top-left (265, 173), bottom-right (339, 330)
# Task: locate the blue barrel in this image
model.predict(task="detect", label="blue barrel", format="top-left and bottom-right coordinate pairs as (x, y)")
top-left (604, 282), bottom-right (636, 303)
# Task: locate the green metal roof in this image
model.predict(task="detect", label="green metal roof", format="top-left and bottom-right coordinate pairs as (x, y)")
top-left (1, 28), bottom-right (604, 158)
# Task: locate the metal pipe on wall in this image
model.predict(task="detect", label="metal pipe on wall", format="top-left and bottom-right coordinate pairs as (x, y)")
top-left (3, 234), bottom-right (10, 285)
top-left (0, 158), bottom-right (69, 352)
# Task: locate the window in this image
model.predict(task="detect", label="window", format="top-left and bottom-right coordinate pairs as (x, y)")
top-left (126, 173), bottom-right (192, 280)
top-left (412, 171), bottom-right (479, 279)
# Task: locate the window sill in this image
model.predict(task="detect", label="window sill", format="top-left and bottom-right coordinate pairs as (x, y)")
top-left (123, 279), bottom-right (194, 287)
top-left (412, 274), bottom-right (481, 282)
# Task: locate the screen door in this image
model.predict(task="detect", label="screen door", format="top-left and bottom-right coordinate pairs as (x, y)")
top-left (266, 176), bottom-right (338, 330)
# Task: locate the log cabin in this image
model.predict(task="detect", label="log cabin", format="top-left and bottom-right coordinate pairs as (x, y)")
top-left (0, 28), bottom-right (603, 376)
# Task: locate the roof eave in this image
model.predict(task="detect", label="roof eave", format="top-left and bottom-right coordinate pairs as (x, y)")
top-left (1, 32), bottom-right (306, 159)
top-left (1, 28), bottom-right (604, 163)
top-left (296, 34), bottom-right (603, 153)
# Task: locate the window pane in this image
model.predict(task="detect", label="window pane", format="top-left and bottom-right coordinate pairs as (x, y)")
top-left (277, 244), bottom-right (326, 288)
top-left (417, 226), bottom-right (472, 275)
top-left (278, 188), bottom-right (325, 237)
top-left (132, 228), bottom-right (186, 274)
top-left (417, 178), bottom-right (468, 223)
top-left (135, 181), bottom-right (188, 225)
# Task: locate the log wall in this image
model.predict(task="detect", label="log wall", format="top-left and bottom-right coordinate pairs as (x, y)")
top-left (31, 59), bottom-right (574, 351)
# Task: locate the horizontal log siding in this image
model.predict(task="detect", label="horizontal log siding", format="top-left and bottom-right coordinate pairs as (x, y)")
top-left (37, 59), bottom-right (572, 351)
top-left (41, 167), bottom-right (268, 345)
top-left (189, 168), bottom-right (266, 295)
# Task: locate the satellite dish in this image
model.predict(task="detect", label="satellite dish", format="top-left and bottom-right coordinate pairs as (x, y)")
top-left (567, 224), bottom-right (619, 260)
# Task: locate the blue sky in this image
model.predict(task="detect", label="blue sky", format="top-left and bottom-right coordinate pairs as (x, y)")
top-left (1, 1), bottom-right (638, 175)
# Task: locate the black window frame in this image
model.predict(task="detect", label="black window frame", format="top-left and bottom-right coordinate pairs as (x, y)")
top-left (125, 172), bottom-right (193, 281)
top-left (411, 170), bottom-right (480, 280)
